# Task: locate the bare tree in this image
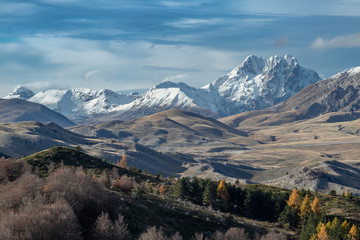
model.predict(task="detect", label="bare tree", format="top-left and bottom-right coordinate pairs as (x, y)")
top-left (138, 226), bottom-right (168, 240)
top-left (92, 212), bottom-right (130, 240)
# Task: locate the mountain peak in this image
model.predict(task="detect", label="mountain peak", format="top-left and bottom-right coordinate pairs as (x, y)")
top-left (4, 86), bottom-right (35, 100)
top-left (229, 55), bottom-right (265, 77)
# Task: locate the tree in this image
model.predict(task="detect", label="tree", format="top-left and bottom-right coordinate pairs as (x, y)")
top-left (158, 185), bottom-right (166, 195)
top-left (92, 212), bottom-right (130, 240)
top-left (311, 196), bottom-right (320, 216)
top-left (341, 220), bottom-right (350, 237)
top-left (217, 179), bottom-right (229, 208)
top-left (173, 178), bottom-right (189, 199)
top-left (202, 181), bottom-right (217, 207)
top-left (300, 194), bottom-right (311, 219)
top-left (317, 223), bottom-right (330, 240)
top-left (119, 155), bottom-right (127, 169)
top-left (328, 217), bottom-right (342, 240)
top-left (287, 188), bottom-right (301, 210)
top-left (348, 224), bottom-right (359, 240)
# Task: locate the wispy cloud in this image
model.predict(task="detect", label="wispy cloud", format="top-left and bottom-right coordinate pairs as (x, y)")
top-left (310, 32), bottom-right (360, 49)
top-left (166, 18), bottom-right (224, 28)
top-left (163, 74), bottom-right (188, 82)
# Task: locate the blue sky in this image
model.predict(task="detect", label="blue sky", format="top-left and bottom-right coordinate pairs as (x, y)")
top-left (1, 0), bottom-right (360, 96)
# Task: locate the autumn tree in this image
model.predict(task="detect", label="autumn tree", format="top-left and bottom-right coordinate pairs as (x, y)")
top-left (341, 220), bottom-right (350, 237)
top-left (217, 179), bottom-right (230, 208)
top-left (317, 223), bottom-right (330, 240)
top-left (348, 224), bottom-right (359, 240)
top-left (287, 188), bottom-right (301, 210)
top-left (119, 155), bottom-right (127, 169)
top-left (300, 194), bottom-right (311, 219)
top-left (311, 196), bottom-right (320, 216)
top-left (158, 185), bottom-right (166, 195)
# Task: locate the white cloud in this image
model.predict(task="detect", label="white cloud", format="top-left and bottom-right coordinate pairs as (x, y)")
top-left (310, 32), bottom-right (360, 49)
top-left (85, 70), bottom-right (100, 80)
top-left (163, 74), bottom-right (188, 82)
top-left (0, 37), bottom-right (245, 97)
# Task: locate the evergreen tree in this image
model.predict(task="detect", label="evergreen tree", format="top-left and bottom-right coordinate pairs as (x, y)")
top-left (278, 205), bottom-right (299, 229)
top-left (328, 217), bottom-right (342, 240)
top-left (173, 178), bottom-right (190, 199)
top-left (202, 181), bottom-right (217, 207)
top-left (299, 213), bottom-right (320, 240)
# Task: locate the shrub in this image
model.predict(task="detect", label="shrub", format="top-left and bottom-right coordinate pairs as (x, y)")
top-left (112, 175), bottom-right (135, 193)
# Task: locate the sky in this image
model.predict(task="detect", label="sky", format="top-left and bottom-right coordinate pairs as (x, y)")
top-left (1, 0), bottom-right (360, 96)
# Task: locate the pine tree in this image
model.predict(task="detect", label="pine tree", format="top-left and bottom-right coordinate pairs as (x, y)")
top-left (317, 223), bottom-right (330, 240)
top-left (328, 217), bottom-right (342, 240)
top-left (311, 196), bottom-right (320, 216)
top-left (287, 188), bottom-right (301, 209)
top-left (217, 179), bottom-right (229, 207)
top-left (173, 178), bottom-right (189, 199)
top-left (202, 181), bottom-right (217, 206)
top-left (349, 224), bottom-right (359, 240)
top-left (300, 194), bottom-right (311, 219)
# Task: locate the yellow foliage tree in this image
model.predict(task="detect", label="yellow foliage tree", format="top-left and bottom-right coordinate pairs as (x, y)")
top-left (317, 223), bottom-right (330, 240)
top-left (287, 188), bottom-right (301, 209)
top-left (344, 188), bottom-right (349, 197)
top-left (217, 179), bottom-right (229, 205)
top-left (299, 194), bottom-right (311, 219)
top-left (349, 224), bottom-right (358, 240)
top-left (311, 196), bottom-right (320, 215)
top-left (341, 220), bottom-right (350, 236)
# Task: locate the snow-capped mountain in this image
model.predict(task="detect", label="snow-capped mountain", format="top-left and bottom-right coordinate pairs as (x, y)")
top-left (4, 86), bottom-right (35, 100)
top-left (28, 88), bottom-right (135, 121)
top-left (109, 81), bottom-right (240, 120)
top-left (203, 54), bottom-right (321, 111)
top-left (3, 55), bottom-right (321, 123)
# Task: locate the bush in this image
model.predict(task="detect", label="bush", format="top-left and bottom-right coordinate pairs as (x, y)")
top-left (112, 175), bottom-right (135, 193)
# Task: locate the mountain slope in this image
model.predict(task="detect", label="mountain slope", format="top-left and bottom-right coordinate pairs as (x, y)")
top-left (0, 98), bottom-right (75, 127)
top-left (220, 67), bottom-right (360, 128)
top-left (107, 82), bottom-right (240, 120)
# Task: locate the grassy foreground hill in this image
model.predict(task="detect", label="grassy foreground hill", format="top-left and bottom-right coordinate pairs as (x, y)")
top-left (1, 147), bottom-right (359, 239)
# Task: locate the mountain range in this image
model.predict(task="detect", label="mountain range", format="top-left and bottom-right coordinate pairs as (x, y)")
top-left (4, 54), bottom-right (321, 123)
